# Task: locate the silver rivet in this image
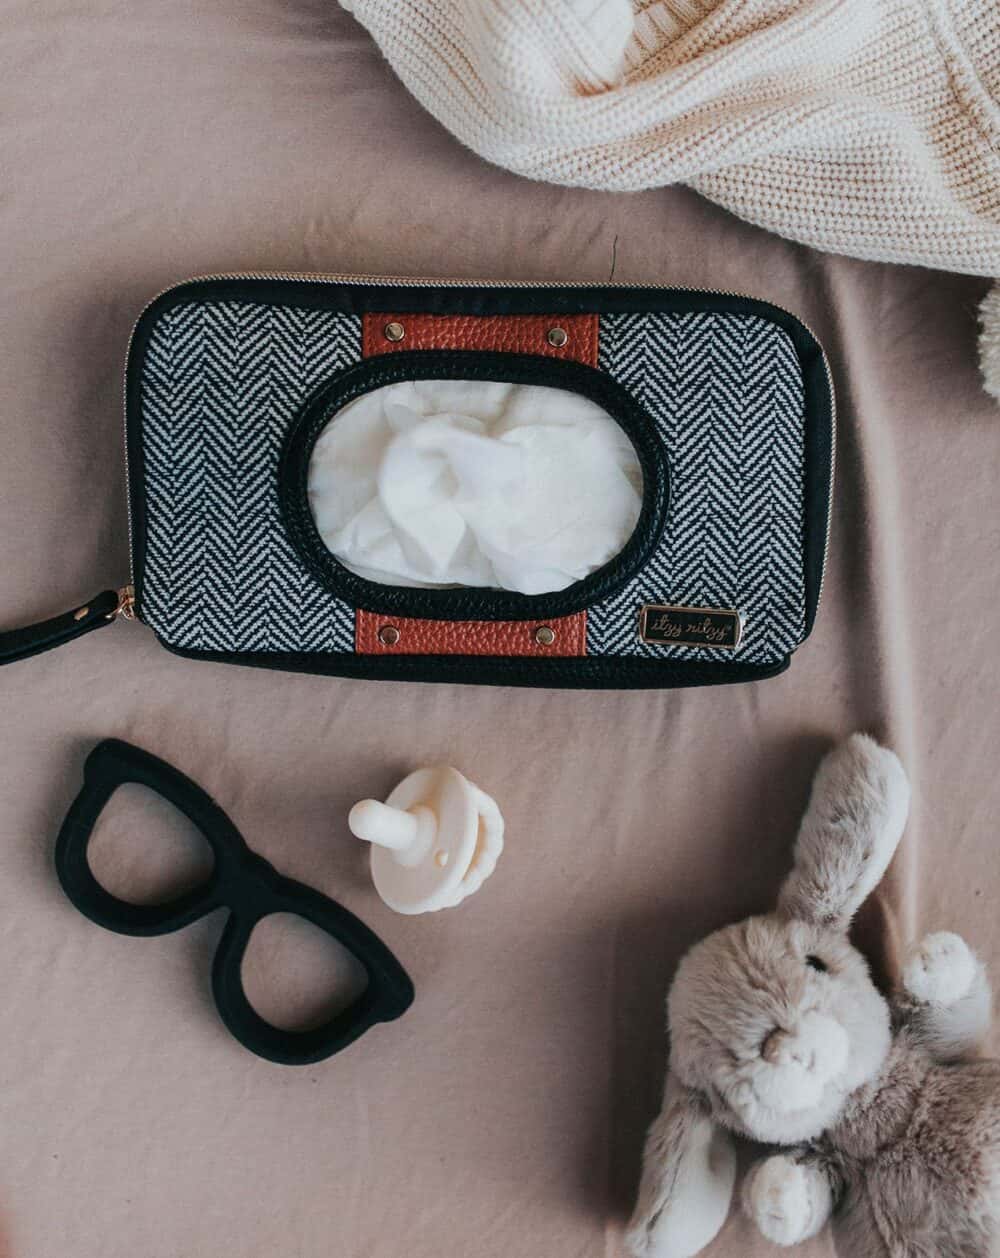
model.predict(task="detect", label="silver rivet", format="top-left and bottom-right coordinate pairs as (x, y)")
top-left (378, 624), bottom-right (401, 646)
top-left (546, 326), bottom-right (568, 348)
top-left (383, 321), bottom-right (405, 343)
top-left (534, 625), bottom-right (556, 646)
top-left (73, 606), bottom-right (89, 621)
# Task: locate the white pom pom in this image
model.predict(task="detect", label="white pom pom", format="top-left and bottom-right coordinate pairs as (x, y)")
top-left (748, 1158), bottom-right (813, 1247)
top-left (903, 932), bottom-right (977, 1005)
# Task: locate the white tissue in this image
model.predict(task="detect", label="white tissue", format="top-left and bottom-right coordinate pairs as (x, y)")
top-left (306, 379), bottom-right (642, 594)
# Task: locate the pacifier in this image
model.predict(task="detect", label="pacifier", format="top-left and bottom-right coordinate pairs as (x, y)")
top-left (349, 767), bottom-right (504, 914)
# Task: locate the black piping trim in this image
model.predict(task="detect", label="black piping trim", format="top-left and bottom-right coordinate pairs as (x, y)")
top-left (797, 330), bottom-right (833, 638)
top-left (278, 350), bottom-right (669, 622)
top-left (155, 637), bottom-right (790, 690)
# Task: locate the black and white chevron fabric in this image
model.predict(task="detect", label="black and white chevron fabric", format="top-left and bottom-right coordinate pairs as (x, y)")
top-left (139, 301), bottom-right (806, 665)
top-left (589, 312), bottom-right (806, 663)
top-left (140, 300), bottom-right (359, 652)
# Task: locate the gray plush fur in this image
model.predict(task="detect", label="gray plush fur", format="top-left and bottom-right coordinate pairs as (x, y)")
top-left (627, 734), bottom-right (1000, 1258)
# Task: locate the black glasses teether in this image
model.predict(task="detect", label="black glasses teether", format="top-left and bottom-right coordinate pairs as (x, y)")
top-left (55, 739), bottom-right (414, 1065)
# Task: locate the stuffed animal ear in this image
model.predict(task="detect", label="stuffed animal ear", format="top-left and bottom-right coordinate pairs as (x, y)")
top-left (626, 1072), bottom-right (737, 1258)
top-left (779, 734), bottom-right (910, 930)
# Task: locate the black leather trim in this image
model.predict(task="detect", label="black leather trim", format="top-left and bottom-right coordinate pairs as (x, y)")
top-left (278, 350), bottom-right (669, 622)
top-left (156, 637), bottom-right (790, 690)
top-left (800, 337), bottom-right (834, 638)
top-left (0, 590), bottom-right (120, 666)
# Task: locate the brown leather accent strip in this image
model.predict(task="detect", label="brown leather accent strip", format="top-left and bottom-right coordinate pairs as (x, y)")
top-left (356, 611), bottom-right (587, 657)
top-left (356, 311), bottom-right (594, 660)
top-left (361, 312), bottom-right (598, 366)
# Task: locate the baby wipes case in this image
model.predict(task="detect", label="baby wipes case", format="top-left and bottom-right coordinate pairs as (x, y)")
top-left (1, 275), bottom-right (835, 689)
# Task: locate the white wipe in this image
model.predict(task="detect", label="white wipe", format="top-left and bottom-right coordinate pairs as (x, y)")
top-left (307, 379), bottom-right (642, 594)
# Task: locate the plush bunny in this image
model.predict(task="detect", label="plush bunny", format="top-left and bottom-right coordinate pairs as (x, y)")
top-left (627, 734), bottom-right (1000, 1258)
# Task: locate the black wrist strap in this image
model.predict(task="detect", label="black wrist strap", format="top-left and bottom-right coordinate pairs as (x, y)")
top-left (0, 589), bottom-right (122, 666)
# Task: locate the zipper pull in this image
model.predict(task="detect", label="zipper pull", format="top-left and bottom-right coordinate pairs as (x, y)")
top-left (111, 584), bottom-right (136, 621)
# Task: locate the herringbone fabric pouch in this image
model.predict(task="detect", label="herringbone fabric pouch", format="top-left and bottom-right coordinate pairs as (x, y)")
top-left (1, 275), bottom-right (834, 689)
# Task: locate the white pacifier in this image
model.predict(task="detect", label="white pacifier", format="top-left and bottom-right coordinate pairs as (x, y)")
top-left (348, 767), bottom-right (504, 914)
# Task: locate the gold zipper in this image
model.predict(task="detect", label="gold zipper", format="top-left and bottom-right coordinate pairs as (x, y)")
top-left (112, 583), bottom-right (135, 621)
top-left (121, 271), bottom-right (836, 622)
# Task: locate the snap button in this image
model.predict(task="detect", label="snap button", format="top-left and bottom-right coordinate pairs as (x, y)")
top-left (534, 625), bottom-right (556, 646)
top-left (546, 326), bottom-right (568, 348)
top-left (378, 624), bottom-right (401, 646)
top-left (383, 321), bottom-right (405, 343)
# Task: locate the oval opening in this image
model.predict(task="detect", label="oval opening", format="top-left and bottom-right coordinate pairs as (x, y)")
top-left (306, 379), bottom-right (643, 596)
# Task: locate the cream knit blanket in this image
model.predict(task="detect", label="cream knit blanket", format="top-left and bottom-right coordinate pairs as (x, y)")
top-left (342, 0), bottom-right (1000, 279)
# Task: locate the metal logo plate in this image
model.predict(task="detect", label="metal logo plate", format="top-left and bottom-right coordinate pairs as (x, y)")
top-left (638, 604), bottom-right (744, 650)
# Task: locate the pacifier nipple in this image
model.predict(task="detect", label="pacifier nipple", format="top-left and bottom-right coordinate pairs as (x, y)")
top-left (348, 800), bottom-right (436, 868)
top-left (348, 766), bottom-right (503, 915)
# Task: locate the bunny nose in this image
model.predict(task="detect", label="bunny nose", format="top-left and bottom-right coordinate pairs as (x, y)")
top-left (762, 1013), bottom-right (849, 1080)
top-left (762, 1028), bottom-right (796, 1065)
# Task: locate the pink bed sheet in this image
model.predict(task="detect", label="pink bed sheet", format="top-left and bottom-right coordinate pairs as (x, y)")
top-left (1, 3), bottom-right (998, 1255)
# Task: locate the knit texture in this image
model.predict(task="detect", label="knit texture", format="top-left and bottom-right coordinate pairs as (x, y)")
top-left (343, 0), bottom-right (1000, 279)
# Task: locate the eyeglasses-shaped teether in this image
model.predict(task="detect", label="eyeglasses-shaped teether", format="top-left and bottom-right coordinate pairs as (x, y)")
top-left (55, 739), bottom-right (414, 1064)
